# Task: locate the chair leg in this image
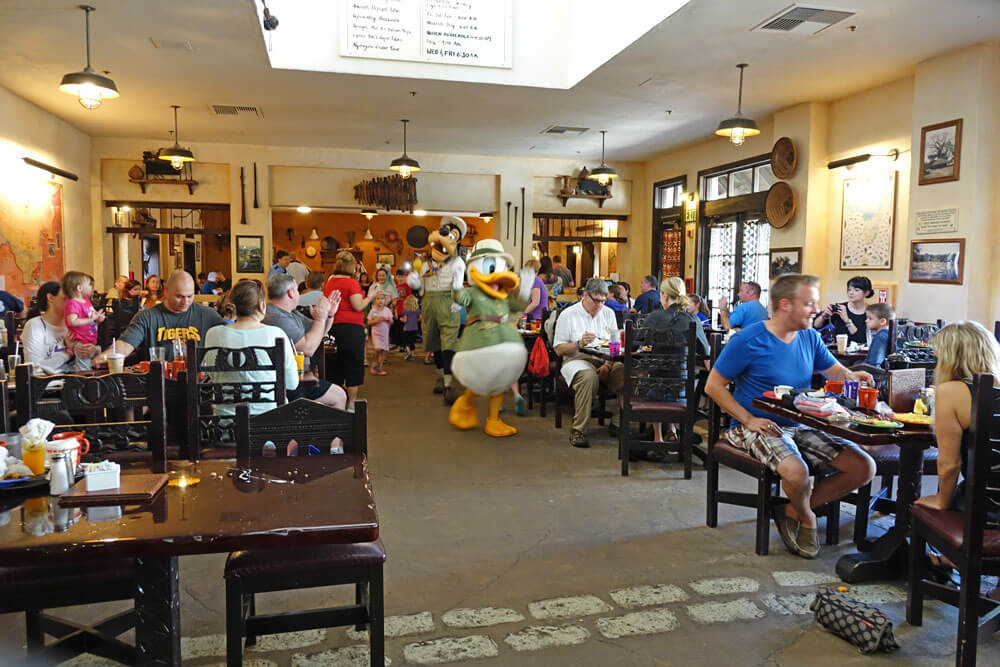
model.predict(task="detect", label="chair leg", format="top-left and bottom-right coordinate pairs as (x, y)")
top-left (824, 500), bottom-right (839, 546)
top-left (244, 594), bottom-right (257, 647)
top-left (956, 557), bottom-right (982, 667)
top-left (369, 566), bottom-right (385, 667)
top-left (706, 455), bottom-right (719, 528)
top-left (906, 530), bottom-right (926, 626)
top-left (25, 610), bottom-right (44, 654)
top-left (620, 419), bottom-right (629, 476)
top-left (225, 581), bottom-right (245, 667)
top-left (682, 426), bottom-right (692, 480)
top-left (853, 481), bottom-right (872, 545)
top-left (755, 476), bottom-right (771, 556)
top-left (355, 581), bottom-right (369, 631)
top-left (597, 396), bottom-right (606, 426)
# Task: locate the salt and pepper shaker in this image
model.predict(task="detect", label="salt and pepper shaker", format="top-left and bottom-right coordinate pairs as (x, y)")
top-left (49, 452), bottom-right (71, 496)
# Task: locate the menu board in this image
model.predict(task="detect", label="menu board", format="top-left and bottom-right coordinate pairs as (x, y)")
top-left (341, 0), bottom-right (512, 68)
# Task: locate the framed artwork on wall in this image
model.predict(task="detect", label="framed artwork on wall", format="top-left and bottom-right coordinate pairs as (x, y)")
top-left (918, 118), bottom-right (962, 185)
top-left (376, 253), bottom-right (395, 268)
top-left (769, 247), bottom-right (802, 279)
top-left (839, 172), bottom-right (896, 270)
top-left (909, 238), bottom-right (964, 285)
top-left (236, 235), bottom-right (265, 274)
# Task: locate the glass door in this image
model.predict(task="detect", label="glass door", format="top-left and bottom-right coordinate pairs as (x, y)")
top-left (701, 214), bottom-right (770, 325)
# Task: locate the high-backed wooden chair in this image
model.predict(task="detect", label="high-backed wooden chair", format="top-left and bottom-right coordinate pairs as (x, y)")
top-left (183, 337), bottom-right (287, 460)
top-left (618, 320), bottom-right (698, 477)
top-left (3, 310), bottom-right (16, 357)
top-left (907, 372), bottom-right (1000, 666)
top-left (0, 361), bottom-right (169, 663)
top-left (704, 335), bottom-right (840, 555)
top-left (225, 399), bottom-right (384, 666)
top-left (16, 362), bottom-right (167, 469)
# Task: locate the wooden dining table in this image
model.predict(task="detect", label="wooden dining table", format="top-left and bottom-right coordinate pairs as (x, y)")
top-left (0, 455), bottom-right (379, 666)
top-left (752, 396), bottom-right (936, 583)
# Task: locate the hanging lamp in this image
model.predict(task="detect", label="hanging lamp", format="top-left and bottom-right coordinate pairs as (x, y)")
top-left (157, 105), bottom-right (196, 171)
top-left (59, 5), bottom-right (119, 110)
top-left (590, 130), bottom-right (618, 186)
top-left (715, 63), bottom-right (760, 147)
top-left (362, 209), bottom-right (377, 239)
top-left (389, 119), bottom-right (421, 178)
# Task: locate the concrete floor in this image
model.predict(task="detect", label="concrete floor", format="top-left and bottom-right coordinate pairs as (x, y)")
top-left (2, 351), bottom-right (997, 665)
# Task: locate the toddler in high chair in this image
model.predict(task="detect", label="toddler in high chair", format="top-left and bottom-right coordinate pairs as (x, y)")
top-left (863, 302), bottom-right (895, 367)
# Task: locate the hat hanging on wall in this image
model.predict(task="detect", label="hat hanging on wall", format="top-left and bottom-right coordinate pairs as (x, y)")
top-left (770, 137), bottom-right (797, 180)
top-left (321, 236), bottom-right (339, 251)
top-left (764, 181), bottom-right (795, 228)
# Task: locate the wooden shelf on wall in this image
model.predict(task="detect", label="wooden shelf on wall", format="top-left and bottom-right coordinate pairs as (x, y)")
top-left (557, 193), bottom-right (612, 208)
top-left (105, 226), bottom-right (228, 238)
top-left (129, 178), bottom-right (198, 195)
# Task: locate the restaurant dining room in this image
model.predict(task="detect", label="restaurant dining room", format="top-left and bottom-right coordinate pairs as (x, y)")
top-left (1, 1), bottom-right (1000, 665)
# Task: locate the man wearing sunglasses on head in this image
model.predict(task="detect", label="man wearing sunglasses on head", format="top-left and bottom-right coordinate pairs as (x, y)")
top-left (553, 278), bottom-right (624, 448)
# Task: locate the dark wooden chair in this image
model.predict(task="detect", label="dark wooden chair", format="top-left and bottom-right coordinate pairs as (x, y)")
top-left (704, 335), bottom-right (840, 555)
top-left (3, 310), bottom-right (16, 357)
top-left (0, 361), bottom-right (169, 663)
top-left (182, 337), bottom-right (287, 461)
top-left (618, 320), bottom-right (698, 478)
top-left (907, 372), bottom-right (1000, 666)
top-left (225, 398), bottom-right (384, 667)
top-left (16, 362), bottom-right (167, 469)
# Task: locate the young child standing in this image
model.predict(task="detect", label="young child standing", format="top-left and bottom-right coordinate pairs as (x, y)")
top-left (61, 271), bottom-right (106, 371)
top-left (400, 294), bottom-right (421, 361)
top-left (863, 302), bottom-right (895, 367)
top-left (367, 292), bottom-right (393, 375)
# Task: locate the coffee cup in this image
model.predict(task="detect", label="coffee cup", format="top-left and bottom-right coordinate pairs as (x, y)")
top-left (48, 431), bottom-right (90, 469)
top-left (835, 334), bottom-right (848, 354)
top-left (107, 352), bottom-right (124, 374)
top-left (773, 385), bottom-right (793, 399)
top-left (858, 387), bottom-right (879, 410)
top-left (824, 380), bottom-right (845, 395)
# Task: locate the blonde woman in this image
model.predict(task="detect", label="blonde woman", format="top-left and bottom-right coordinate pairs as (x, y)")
top-left (642, 277), bottom-right (710, 444)
top-left (916, 321), bottom-right (1000, 513)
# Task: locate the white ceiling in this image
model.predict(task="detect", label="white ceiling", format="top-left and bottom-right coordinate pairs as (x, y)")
top-left (0, 0), bottom-right (998, 162)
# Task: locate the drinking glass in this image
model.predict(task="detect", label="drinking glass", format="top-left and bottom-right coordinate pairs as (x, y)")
top-left (7, 354), bottom-right (20, 374)
top-left (149, 346), bottom-right (166, 362)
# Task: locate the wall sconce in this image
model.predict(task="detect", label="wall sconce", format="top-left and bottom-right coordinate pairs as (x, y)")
top-left (573, 244), bottom-right (582, 255)
top-left (479, 211), bottom-right (494, 223)
top-left (827, 148), bottom-right (899, 170)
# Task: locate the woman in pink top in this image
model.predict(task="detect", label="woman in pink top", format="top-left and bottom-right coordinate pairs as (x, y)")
top-left (367, 292), bottom-right (393, 375)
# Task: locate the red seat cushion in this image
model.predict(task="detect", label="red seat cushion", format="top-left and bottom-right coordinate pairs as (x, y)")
top-left (225, 539), bottom-right (386, 581)
top-left (711, 440), bottom-right (770, 477)
top-left (0, 560), bottom-right (136, 608)
top-left (619, 394), bottom-right (686, 414)
top-left (861, 445), bottom-right (938, 475)
top-left (911, 506), bottom-right (1000, 556)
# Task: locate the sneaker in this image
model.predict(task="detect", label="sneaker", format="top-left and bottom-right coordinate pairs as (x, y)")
top-left (796, 526), bottom-right (820, 559)
top-left (515, 394), bottom-right (527, 416)
top-left (405, 351), bottom-right (415, 361)
top-left (371, 368), bottom-right (379, 376)
top-left (376, 369), bottom-right (387, 376)
top-left (569, 429), bottom-right (590, 448)
top-left (772, 504), bottom-right (800, 555)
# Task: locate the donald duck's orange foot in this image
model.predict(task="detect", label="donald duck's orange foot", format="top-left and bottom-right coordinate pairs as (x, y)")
top-left (484, 418), bottom-right (518, 437)
top-left (449, 389), bottom-right (479, 430)
top-left (484, 394), bottom-right (517, 437)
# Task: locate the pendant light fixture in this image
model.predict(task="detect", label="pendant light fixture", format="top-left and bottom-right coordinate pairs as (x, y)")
top-left (59, 5), bottom-right (119, 110)
top-left (715, 63), bottom-right (760, 147)
top-left (361, 209), bottom-right (377, 240)
top-left (389, 119), bottom-right (420, 178)
top-left (590, 130), bottom-right (618, 186)
top-left (157, 105), bottom-right (196, 171)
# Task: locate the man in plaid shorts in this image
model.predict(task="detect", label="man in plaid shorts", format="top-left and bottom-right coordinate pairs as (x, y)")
top-left (705, 274), bottom-right (876, 558)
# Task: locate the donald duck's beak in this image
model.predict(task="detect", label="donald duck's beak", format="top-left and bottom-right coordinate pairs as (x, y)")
top-left (469, 265), bottom-right (519, 300)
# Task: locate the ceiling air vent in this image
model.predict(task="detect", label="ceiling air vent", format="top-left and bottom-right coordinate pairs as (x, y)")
top-left (540, 125), bottom-right (589, 136)
top-left (752, 5), bottom-right (855, 35)
top-left (210, 105), bottom-right (264, 119)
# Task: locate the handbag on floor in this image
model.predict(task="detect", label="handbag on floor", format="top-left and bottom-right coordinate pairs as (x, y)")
top-left (810, 587), bottom-right (900, 654)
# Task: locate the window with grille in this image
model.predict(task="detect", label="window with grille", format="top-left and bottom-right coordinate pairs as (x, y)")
top-left (653, 181), bottom-right (684, 208)
top-left (702, 215), bottom-right (770, 323)
top-left (701, 158), bottom-right (772, 201)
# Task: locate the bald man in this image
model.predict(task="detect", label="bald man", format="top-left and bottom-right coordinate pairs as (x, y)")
top-left (95, 270), bottom-right (225, 363)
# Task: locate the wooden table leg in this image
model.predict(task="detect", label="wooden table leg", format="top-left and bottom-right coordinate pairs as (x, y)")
top-left (135, 556), bottom-right (181, 666)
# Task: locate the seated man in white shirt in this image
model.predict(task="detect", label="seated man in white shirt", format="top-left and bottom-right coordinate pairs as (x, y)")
top-left (553, 278), bottom-right (624, 448)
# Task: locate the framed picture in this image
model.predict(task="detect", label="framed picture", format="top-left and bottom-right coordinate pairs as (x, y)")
top-left (236, 235), bottom-right (265, 274)
top-left (919, 118), bottom-right (962, 185)
top-left (769, 247), bottom-right (802, 279)
top-left (909, 238), bottom-right (964, 284)
top-left (840, 172), bottom-right (896, 270)
top-left (376, 253), bottom-right (395, 268)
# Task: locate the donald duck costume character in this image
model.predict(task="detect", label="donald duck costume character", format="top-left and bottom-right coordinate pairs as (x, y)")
top-left (449, 239), bottom-right (535, 437)
top-left (407, 216), bottom-right (466, 403)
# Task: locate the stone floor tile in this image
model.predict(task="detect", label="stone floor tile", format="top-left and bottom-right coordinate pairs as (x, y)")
top-left (688, 576), bottom-right (760, 596)
top-left (441, 607), bottom-right (525, 628)
top-left (760, 593), bottom-right (815, 616)
top-left (503, 624), bottom-right (590, 651)
top-left (687, 598), bottom-right (766, 624)
top-left (248, 629), bottom-right (326, 652)
top-left (596, 608), bottom-right (680, 639)
top-left (609, 584), bottom-right (689, 608)
top-left (771, 571), bottom-right (841, 587)
top-left (291, 645), bottom-right (390, 666)
top-left (181, 633), bottom-right (227, 659)
top-left (346, 611), bottom-right (435, 640)
top-left (402, 635), bottom-right (498, 664)
top-left (527, 594), bottom-right (612, 619)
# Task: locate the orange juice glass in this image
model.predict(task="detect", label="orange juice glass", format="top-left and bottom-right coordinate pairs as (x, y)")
top-left (22, 445), bottom-right (46, 476)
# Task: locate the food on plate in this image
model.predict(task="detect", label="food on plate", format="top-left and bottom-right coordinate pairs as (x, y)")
top-left (850, 414), bottom-right (903, 428)
top-left (891, 412), bottom-right (932, 425)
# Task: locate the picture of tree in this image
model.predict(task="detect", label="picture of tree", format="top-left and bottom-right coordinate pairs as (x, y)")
top-left (919, 119), bottom-right (962, 185)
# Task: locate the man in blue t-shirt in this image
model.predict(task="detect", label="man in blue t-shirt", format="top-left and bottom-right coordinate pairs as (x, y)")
top-left (719, 281), bottom-right (768, 331)
top-left (632, 275), bottom-right (662, 315)
top-left (706, 274), bottom-right (875, 559)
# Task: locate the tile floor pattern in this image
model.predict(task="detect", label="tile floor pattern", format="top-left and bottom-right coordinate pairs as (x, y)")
top-left (58, 573), bottom-right (922, 666)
